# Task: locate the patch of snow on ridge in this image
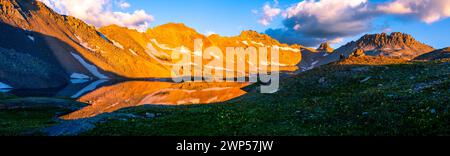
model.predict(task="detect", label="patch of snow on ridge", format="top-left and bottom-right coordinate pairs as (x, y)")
top-left (242, 41), bottom-right (249, 46)
top-left (70, 73), bottom-right (90, 79)
top-left (302, 66), bottom-right (314, 72)
top-left (279, 46), bottom-right (300, 52)
top-left (272, 45), bottom-right (300, 52)
top-left (311, 60), bottom-right (320, 66)
top-left (75, 35), bottom-right (96, 51)
top-left (151, 39), bottom-right (175, 51)
top-left (251, 41), bottom-right (265, 47)
top-left (27, 35), bottom-right (35, 42)
top-left (129, 49), bottom-right (138, 55)
top-left (111, 40), bottom-right (124, 49)
top-left (71, 80), bottom-right (108, 98)
top-left (70, 52), bottom-right (109, 79)
top-left (0, 82), bottom-right (12, 89)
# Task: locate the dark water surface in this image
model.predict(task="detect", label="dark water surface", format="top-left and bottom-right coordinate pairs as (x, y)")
top-left (8, 80), bottom-right (250, 120)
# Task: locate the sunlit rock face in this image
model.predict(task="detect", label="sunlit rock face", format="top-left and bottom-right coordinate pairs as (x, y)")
top-left (335, 32), bottom-right (435, 59)
top-left (298, 32), bottom-right (436, 72)
top-left (61, 81), bottom-right (249, 120)
top-left (1, 0), bottom-right (302, 89)
top-left (99, 24), bottom-right (302, 77)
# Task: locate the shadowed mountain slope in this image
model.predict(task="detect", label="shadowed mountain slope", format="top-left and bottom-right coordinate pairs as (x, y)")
top-left (414, 47), bottom-right (450, 61)
top-left (0, 0), bottom-right (302, 89)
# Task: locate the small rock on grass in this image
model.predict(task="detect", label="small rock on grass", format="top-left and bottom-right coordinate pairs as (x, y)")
top-left (360, 76), bottom-right (372, 83)
top-left (318, 77), bottom-right (326, 84)
top-left (145, 113), bottom-right (156, 118)
top-left (430, 109), bottom-right (437, 114)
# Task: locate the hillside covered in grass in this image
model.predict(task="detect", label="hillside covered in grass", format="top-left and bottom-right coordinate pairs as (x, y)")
top-left (1, 55), bottom-right (449, 136)
top-left (82, 56), bottom-right (450, 136)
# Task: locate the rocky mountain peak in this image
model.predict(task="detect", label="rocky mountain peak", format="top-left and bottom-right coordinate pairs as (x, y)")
top-left (358, 32), bottom-right (427, 49)
top-left (335, 32), bottom-right (435, 59)
top-left (317, 42), bottom-right (334, 53)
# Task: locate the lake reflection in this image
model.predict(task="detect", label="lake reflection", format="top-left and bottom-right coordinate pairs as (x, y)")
top-left (59, 81), bottom-right (249, 120)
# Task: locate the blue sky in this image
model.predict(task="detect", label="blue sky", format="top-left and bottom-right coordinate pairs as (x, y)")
top-left (118, 0), bottom-right (449, 49)
top-left (121, 0), bottom-right (289, 35)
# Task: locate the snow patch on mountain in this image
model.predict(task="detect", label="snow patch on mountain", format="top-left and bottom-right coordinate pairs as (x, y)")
top-left (111, 40), bottom-right (124, 49)
top-left (129, 49), bottom-right (138, 56)
top-left (75, 35), bottom-right (96, 51)
top-left (279, 46), bottom-right (300, 52)
top-left (70, 73), bottom-right (90, 79)
top-left (70, 52), bottom-right (109, 79)
top-left (311, 60), bottom-right (320, 66)
top-left (251, 41), bottom-right (265, 47)
top-left (145, 44), bottom-right (175, 65)
top-left (27, 35), bottom-right (35, 42)
top-left (151, 39), bottom-right (174, 51)
top-left (0, 82), bottom-right (12, 89)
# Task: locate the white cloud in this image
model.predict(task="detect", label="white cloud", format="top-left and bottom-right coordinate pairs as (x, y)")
top-left (329, 37), bottom-right (344, 44)
top-left (265, 0), bottom-right (373, 46)
top-left (284, 0), bottom-right (372, 37)
top-left (39, 0), bottom-right (154, 32)
top-left (258, 3), bottom-right (281, 26)
top-left (377, 0), bottom-right (450, 24)
top-left (262, 0), bottom-right (450, 46)
top-left (205, 31), bottom-right (217, 36)
top-left (117, 1), bottom-right (131, 9)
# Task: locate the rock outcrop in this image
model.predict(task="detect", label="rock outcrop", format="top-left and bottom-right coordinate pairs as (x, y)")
top-left (335, 32), bottom-right (435, 59)
top-left (316, 42), bottom-right (334, 53)
top-left (350, 49), bottom-right (366, 57)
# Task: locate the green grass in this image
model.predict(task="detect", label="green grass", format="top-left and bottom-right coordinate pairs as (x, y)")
top-left (0, 108), bottom-right (64, 136)
top-left (82, 60), bottom-right (450, 136)
top-left (0, 92), bottom-right (16, 100)
top-left (0, 59), bottom-right (448, 136)
top-left (0, 97), bottom-right (86, 136)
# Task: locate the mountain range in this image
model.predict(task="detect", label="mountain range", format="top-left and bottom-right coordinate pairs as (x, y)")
top-left (0, 0), bottom-right (448, 90)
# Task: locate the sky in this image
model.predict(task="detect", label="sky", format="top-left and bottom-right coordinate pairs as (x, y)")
top-left (40, 0), bottom-right (450, 49)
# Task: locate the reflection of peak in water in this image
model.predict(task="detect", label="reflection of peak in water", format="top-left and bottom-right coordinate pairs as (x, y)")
top-left (61, 81), bottom-right (249, 120)
top-left (139, 87), bottom-right (246, 105)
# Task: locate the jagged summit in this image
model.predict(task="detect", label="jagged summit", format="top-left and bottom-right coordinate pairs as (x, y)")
top-left (335, 32), bottom-right (435, 59)
top-left (316, 42), bottom-right (334, 53)
top-left (1, 0), bottom-right (301, 89)
top-left (358, 32), bottom-right (424, 48)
